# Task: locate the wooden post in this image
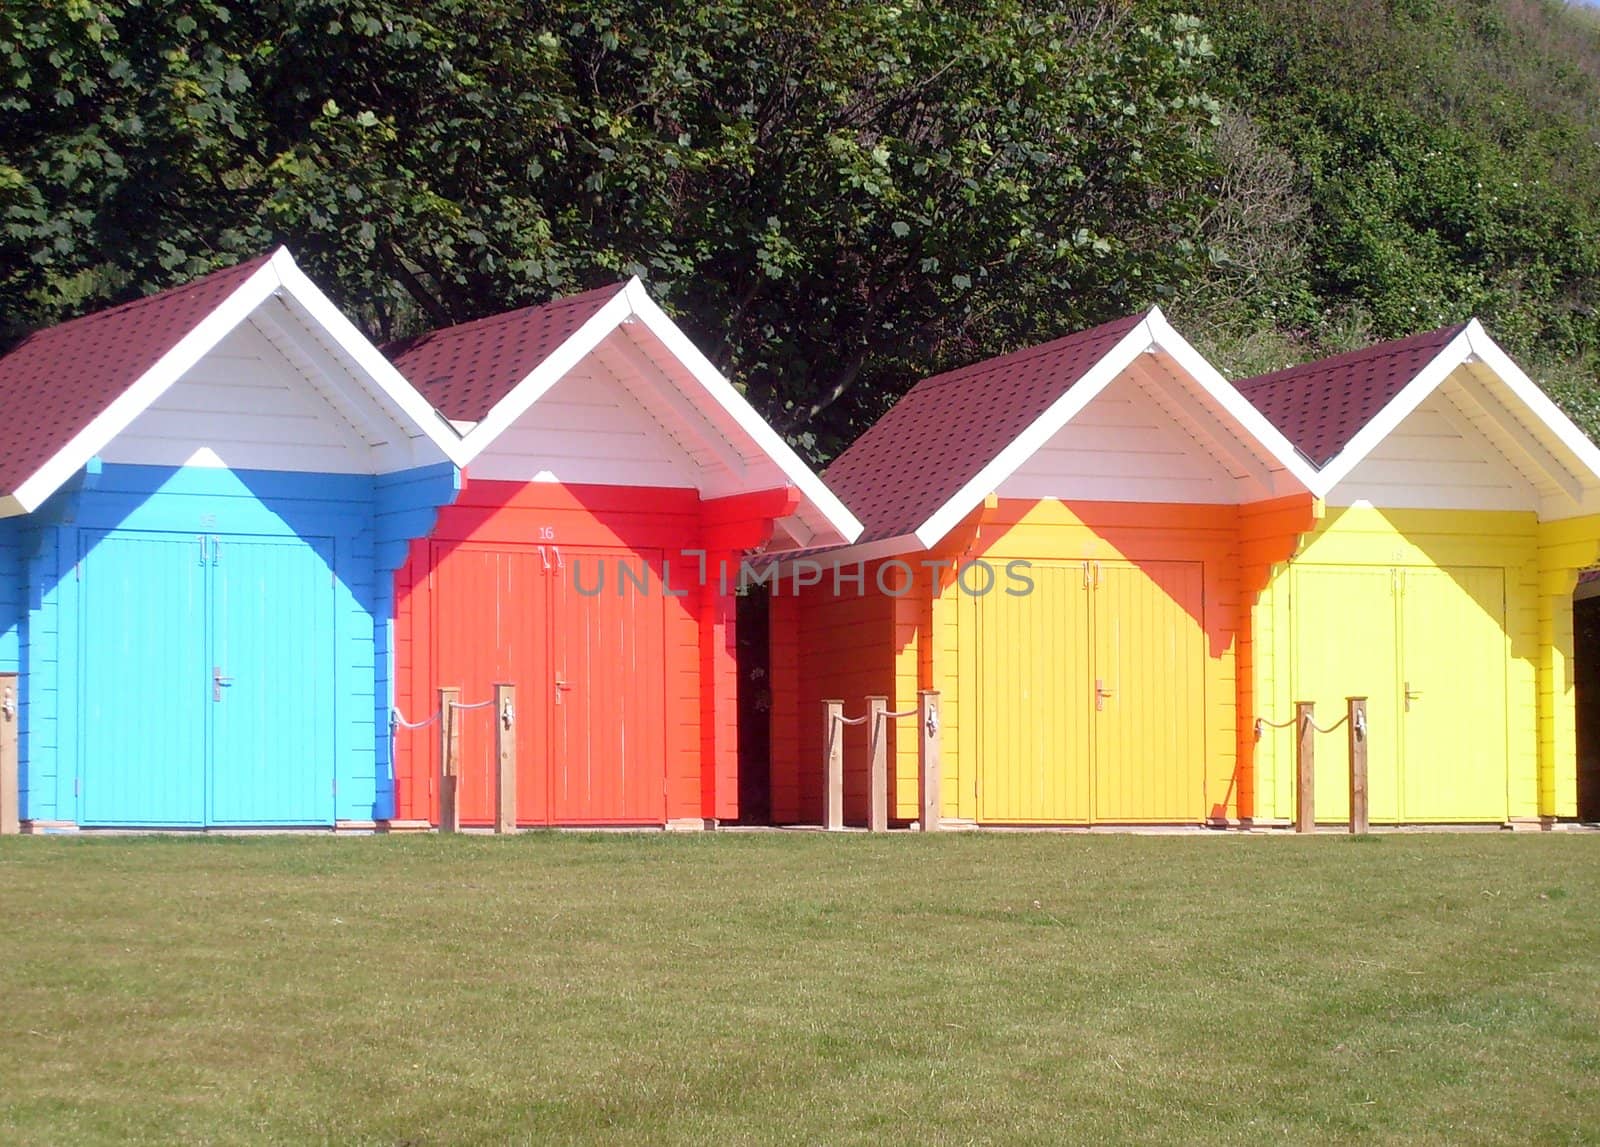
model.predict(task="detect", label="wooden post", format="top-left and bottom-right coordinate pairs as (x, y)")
top-left (919, 690), bottom-right (941, 832)
top-left (0, 673), bottom-right (17, 835)
top-left (1348, 696), bottom-right (1369, 835)
top-left (437, 686), bottom-right (460, 834)
top-left (867, 695), bottom-right (888, 833)
top-left (1295, 701), bottom-right (1316, 834)
top-left (822, 700), bottom-right (844, 831)
top-left (494, 683), bottom-right (515, 835)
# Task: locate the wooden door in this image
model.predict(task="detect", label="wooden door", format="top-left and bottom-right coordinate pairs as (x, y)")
top-left (1291, 566), bottom-right (1402, 823)
top-left (1091, 561), bottom-right (1206, 822)
top-left (974, 562), bottom-right (1093, 823)
top-left (208, 535), bottom-right (336, 826)
top-left (1398, 567), bottom-right (1509, 821)
top-left (78, 531), bottom-right (209, 827)
top-left (429, 542), bottom-right (551, 826)
top-left (549, 547), bottom-right (668, 824)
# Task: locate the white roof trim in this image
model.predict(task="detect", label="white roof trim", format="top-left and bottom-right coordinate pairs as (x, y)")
top-left (910, 320), bottom-right (1152, 550)
top-left (1312, 320), bottom-right (1600, 506)
top-left (11, 259), bottom-right (276, 515)
top-left (7, 247), bottom-right (468, 516)
top-left (621, 281), bottom-right (861, 544)
top-left (1144, 308), bottom-right (1323, 490)
top-left (454, 277), bottom-right (863, 545)
top-left (1461, 321), bottom-right (1600, 482)
top-left (451, 287), bottom-right (637, 465)
top-left (267, 249), bottom-right (468, 467)
top-left (907, 306), bottom-right (1320, 551)
top-left (1308, 327), bottom-right (1477, 494)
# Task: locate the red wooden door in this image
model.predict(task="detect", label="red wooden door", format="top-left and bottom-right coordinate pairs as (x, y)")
top-left (430, 542), bottom-right (551, 825)
top-left (550, 547), bottom-right (668, 823)
top-left (429, 541), bottom-right (666, 825)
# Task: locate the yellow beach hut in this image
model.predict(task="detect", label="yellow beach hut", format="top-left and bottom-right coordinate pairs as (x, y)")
top-left (767, 309), bottom-right (1319, 827)
top-left (1239, 322), bottom-right (1600, 827)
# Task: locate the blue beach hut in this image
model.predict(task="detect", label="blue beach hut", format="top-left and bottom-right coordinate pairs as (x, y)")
top-left (0, 249), bottom-right (465, 829)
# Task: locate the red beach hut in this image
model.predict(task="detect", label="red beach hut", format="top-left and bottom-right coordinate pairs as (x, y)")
top-left (387, 280), bottom-right (859, 828)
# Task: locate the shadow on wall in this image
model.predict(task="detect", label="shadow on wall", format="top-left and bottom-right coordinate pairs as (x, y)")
top-left (16, 462), bottom-right (416, 825)
top-left (389, 477), bottom-right (762, 827)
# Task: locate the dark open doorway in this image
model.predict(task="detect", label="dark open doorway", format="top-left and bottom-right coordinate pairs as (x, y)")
top-left (735, 588), bottom-right (772, 824)
top-left (1576, 578), bottom-right (1600, 822)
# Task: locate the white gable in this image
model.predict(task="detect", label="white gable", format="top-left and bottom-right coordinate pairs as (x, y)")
top-left (101, 316), bottom-right (383, 474)
top-left (1327, 371), bottom-right (1541, 511)
top-left (994, 351), bottom-right (1287, 506)
top-left (448, 281), bottom-right (860, 548)
top-left (60, 250), bottom-right (464, 488)
top-left (465, 350), bottom-right (700, 488)
top-left (467, 325), bottom-right (798, 503)
top-left (1304, 323), bottom-right (1600, 520)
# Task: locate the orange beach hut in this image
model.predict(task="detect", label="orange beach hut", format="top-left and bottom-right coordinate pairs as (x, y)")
top-left (767, 308), bottom-right (1318, 827)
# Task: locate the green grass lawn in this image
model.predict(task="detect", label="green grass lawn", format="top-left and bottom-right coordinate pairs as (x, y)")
top-left (2, 832), bottom-right (1598, 1144)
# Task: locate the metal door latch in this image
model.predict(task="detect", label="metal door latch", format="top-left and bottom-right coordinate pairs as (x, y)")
top-left (213, 666), bottom-right (235, 701)
top-left (1095, 678), bottom-right (1114, 711)
top-left (1404, 681), bottom-right (1423, 712)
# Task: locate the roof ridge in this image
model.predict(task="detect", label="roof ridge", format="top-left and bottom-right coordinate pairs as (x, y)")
top-left (1236, 321), bottom-right (1468, 392)
top-left (383, 281), bottom-right (627, 354)
top-left (911, 310), bottom-right (1149, 392)
top-left (4, 253), bottom-right (272, 350)
top-left (819, 311), bottom-right (1156, 542)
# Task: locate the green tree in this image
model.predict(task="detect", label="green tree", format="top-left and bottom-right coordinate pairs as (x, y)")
top-left (1187, 0), bottom-right (1600, 432)
top-left (1, 1), bottom-right (1224, 455)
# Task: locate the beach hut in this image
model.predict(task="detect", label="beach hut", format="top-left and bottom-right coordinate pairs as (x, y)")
top-left (766, 308), bottom-right (1318, 827)
top-left (0, 249), bottom-right (465, 830)
top-left (386, 281), bottom-right (859, 828)
top-left (1239, 322), bottom-right (1600, 826)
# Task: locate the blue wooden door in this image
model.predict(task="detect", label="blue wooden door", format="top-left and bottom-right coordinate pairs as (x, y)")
top-left (79, 532), bottom-right (210, 827)
top-left (78, 530), bottom-right (337, 827)
top-left (208, 536), bottom-right (336, 826)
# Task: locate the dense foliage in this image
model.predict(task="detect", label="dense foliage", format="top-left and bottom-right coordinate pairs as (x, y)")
top-left (4, 1), bottom-right (1600, 453)
top-left (1182, 0), bottom-right (1600, 434)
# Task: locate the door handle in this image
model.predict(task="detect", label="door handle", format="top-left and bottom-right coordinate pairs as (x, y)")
top-left (554, 675), bottom-right (574, 705)
top-left (1095, 678), bottom-right (1114, 711)
top-left (213, 665), bottom-right (235, 702)
top-left (1404, 681), bottom-right (1422, 711)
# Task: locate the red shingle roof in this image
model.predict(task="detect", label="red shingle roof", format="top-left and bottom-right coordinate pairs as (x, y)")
top-left (0, 254), bottom-right (273, 497)
top-left (823, 312), bottom-right (1148, 543)
top-left (385, 283), bottom-right (627, 421)
top-left (1236, 323), bottom-right (1469, 468)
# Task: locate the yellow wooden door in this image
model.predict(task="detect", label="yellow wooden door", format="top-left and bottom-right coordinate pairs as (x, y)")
top-left (1398, 567), bottom-right (1509, 821)
top-left (1092, 561), bottom-right (1207, 821)
top-left (1290, 567), bottom-right (1402, 822)
top-left (974, 562), bottom-right (1092, 822)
